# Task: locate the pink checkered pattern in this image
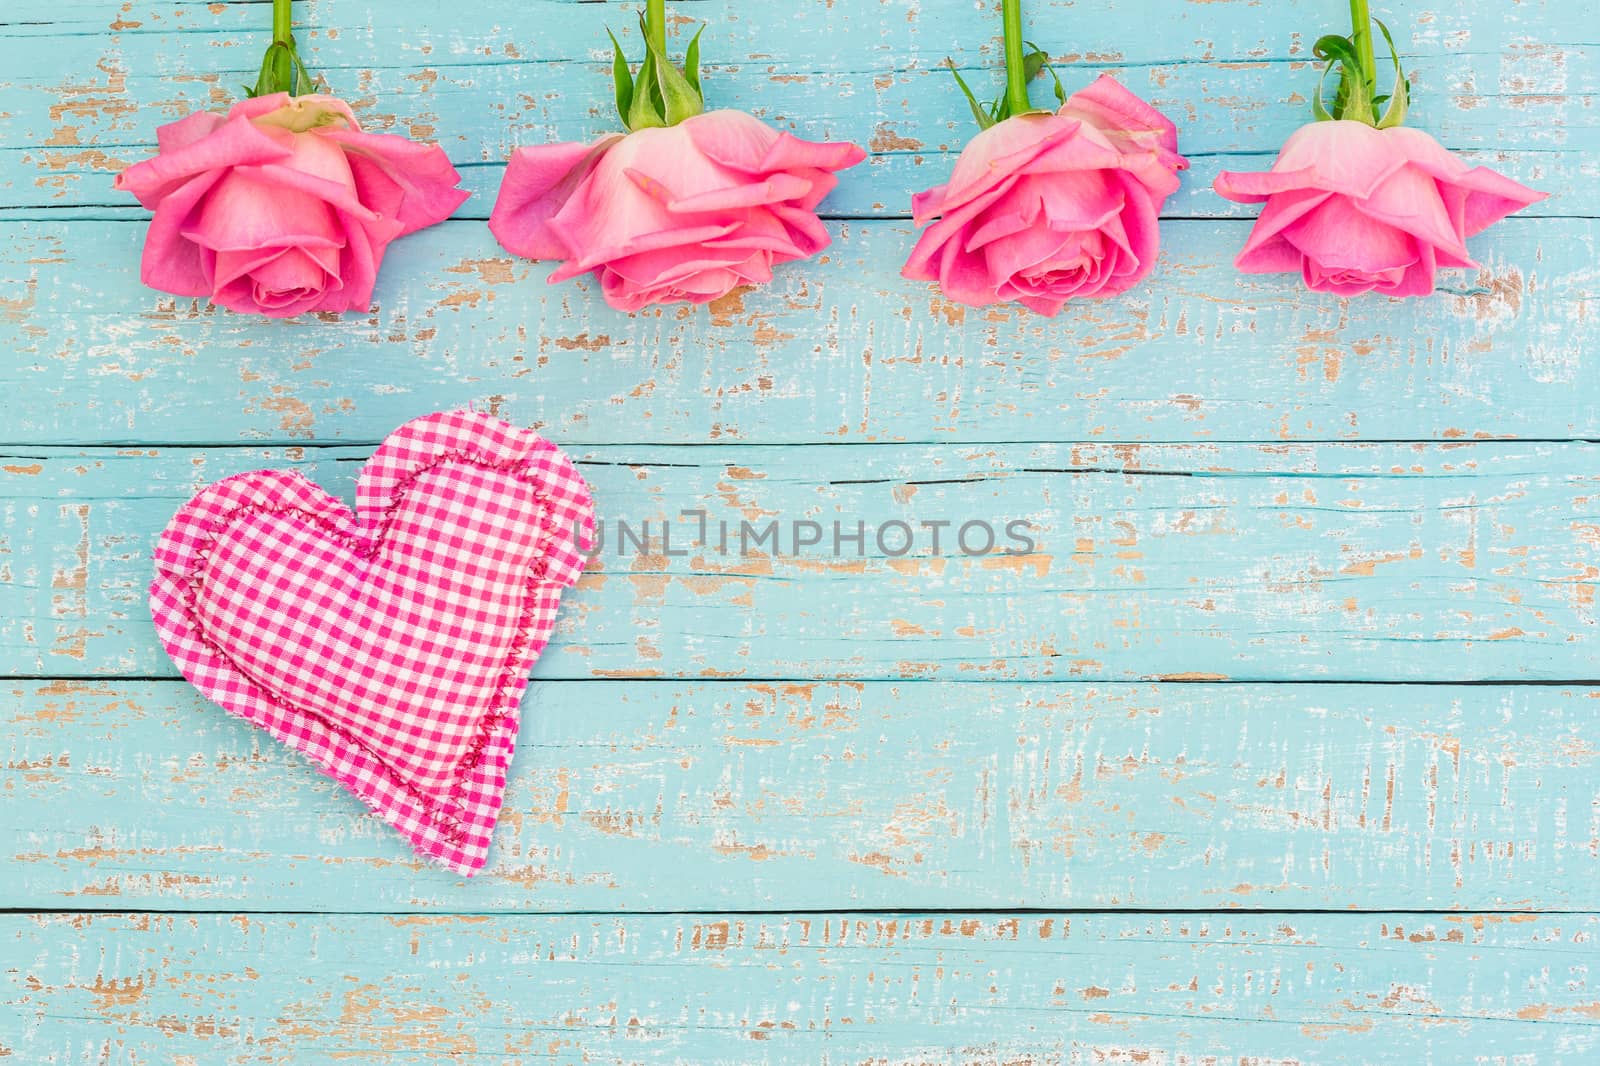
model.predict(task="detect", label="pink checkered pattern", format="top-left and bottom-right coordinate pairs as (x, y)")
top-left (149, 410), bottom-right (595, 876)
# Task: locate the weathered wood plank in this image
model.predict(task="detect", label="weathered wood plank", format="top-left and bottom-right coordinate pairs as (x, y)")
top-left (1, 3), bottom-right (1593, 1061)
top-left (4, 442), bottom-right (1598, 681)
top-left (5, 679), bottom-right (1598, 911)
top-left (6, 60), bottom-right (1589, 213)
top-left (4, 0), bottom-right (1582, 63)
top-left (2, 218), bottom-right (1593, 446)
top-left (0, 0), bottom-right (1587, 217)
top-left (5, 52), bottom-right (1588, 220)
top-left (5, 911), bottom-right (1599, 1063)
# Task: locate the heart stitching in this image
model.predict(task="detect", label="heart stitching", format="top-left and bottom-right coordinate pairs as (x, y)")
top-left (182, 473), bottom-right (548, 844)
top-left (150, 411), bottom-right (595, 875)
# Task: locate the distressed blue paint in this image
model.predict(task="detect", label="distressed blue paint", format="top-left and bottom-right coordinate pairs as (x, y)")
top-left (4, 680), bottom-right (1598, 911)
top-left (4, 442), bottom-right (1597, 681)
top-left (5, 52), bottom-right (1588, 210)
top-left (5, 911), bottom-right (1600, 1063)
top-left (1, 1), bottom-right (1596, 1060)
top-left (1, 219), bottom-right (1593, 447)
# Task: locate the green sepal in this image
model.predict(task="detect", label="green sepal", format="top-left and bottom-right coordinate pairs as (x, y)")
top-left (614, 13), bottom-right (705, 131)
top-left (1022, 48), bottom-right (1046, 85)
top-left (608, 28), bottom-right (634, 127)
top-left (1024, 41), bottom-right (1067, 107)
top-left (946, 60), bottom-right (996, 130)
top-left (627, 43), bottom-right (667, 129)
top-left (1311, 56), bottom-right (1336, 121)
top-left (640, 14), bottom-right (704, 125)
top-left (991, 44), bottom-right (1055, 123)
top-left (684, 25), bottom-right (705, 97)
top-left (946, 43), bottom-right (1060, 133)
top-left (247, 35), bottom-right (317, 99)
top-left (1372, 17), bottom-right (1410, 129)
top-left (1311, 32), bottom-right (1373, 124)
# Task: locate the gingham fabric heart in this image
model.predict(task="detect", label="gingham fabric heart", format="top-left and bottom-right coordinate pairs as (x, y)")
top-left (149, 410), bottom-right (595, 875)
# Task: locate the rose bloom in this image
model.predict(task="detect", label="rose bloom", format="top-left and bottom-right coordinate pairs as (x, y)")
top-left (902, 74), bottom-right (1187, 314)
top-left (489, 109), bottom-right (865, 312)
top-left (115, 93), bottom-right (467, 317)
top-left (1214, 120), bottom-right (1545, 296)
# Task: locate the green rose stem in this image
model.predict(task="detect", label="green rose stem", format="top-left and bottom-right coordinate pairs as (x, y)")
top-left (1001, 0), bottom-right (1032, 117)
top-left (646, 0), bottom-right (667, 59)
top-left (943, 0), bottom-right (1061, 128)
top-left (1348, 0), bottom-right (1376, 100)
top-left (249, 0), bottom-right (315, 98)
top-left (1310, 0), bottom-right (1412, 127)
top-left (613, 0), bottom-right (704, 129)
top-left (273, 0), bottom-right (292, 49)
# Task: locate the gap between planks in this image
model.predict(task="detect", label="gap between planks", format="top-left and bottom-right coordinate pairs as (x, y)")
top-left (11, 437), bottom-right (1600, 451)
top-left (7, 906), bottom-right (1600, 917)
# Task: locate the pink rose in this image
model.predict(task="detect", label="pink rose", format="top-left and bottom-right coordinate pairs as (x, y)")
top-left (902, 75), bottom-right (1187, 314)
top-left (115, 93), bottom-right (467, 318)
top-left (489, 109), bottom-right (865, 312)
top-left (1214, 120), bottom-right (1545, 297)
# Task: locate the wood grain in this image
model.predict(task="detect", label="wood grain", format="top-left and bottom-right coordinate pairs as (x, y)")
top-left (3, 0), bottom-right (1597, 1057)
top-left (2, 2), bottom-right (1590, 217)
top-left (5, 911), bottom-right (1599, 1064)
top-left (3, 219), bottom-right (1594, 447)
top-left (5, 442), bottom-right (1598, 681)
top-left (5, 679), bottom-right (1598, 911)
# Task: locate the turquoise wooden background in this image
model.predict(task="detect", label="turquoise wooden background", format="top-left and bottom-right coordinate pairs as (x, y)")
top-left (3, 0), bottom-right (1599, 1061)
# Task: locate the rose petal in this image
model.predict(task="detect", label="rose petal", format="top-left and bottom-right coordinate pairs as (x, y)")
top-left (488, 138), bottom-right (618, 261)
top-left (1341, 162), bottom-right (1468, 263)
top-left (1281, 194), bottom-right (1417, 275)
top-left (320, 127), bottom-right (469, 235)
top-left (182, 167), bottom-right (346, 252)
top-left (1014, 292), bottom-right (1070, 316)
top-left (212, 245), bottom-right (335, 318)
top-left (334, 208), bottom-right (382, 312)
top-left (1096, 176), bottom-right (1159, 295)
top-left (767, 203), bottom-right (833, 258)
top-left (935, 114), bottom-right (1081, 219)
top-left (607, 245), bottom-right (762, 288)
top-left (960, 199), bottom-right (1042, 253)
top-left (901, 225), bottom-right (947, 284)
top-left (910, 182), bottom-right (952, 224)
top-left (156, 110), bottom-right (227, 154)
top-left (1061, 74), bottom-right (1181, 158)
top-left (902, 178), bottom-right (1031, 285)
top-left (180, 157), bottom-right (388, 267)
top-left (1234, 187), bottom-right (1333, 269)
top-left (547, 221), bottom-right (740, 282)
top-left (1270, 121), bottom-right (1412, 199)
top-left (1214, 164), bottom-right (1324, 203)
top-left (1033, 170), bottom-right (1124, 233)
top-left (1019, 119), bottom-right (1127, 178)
top-left (646, 169), bottom-right (814, 213)
top-left (676, 109), bottom-right (780, 170)
top-left (982, 223), bottom-right (1074, 284)
top-left (115, 109), bottom-right (288, 207)
top-left (1382, 126), bottom-right (1547, 235)
top-left (1383, 239), bottom-right (1439, 298)
top-left (685, 110), bottom-right (865, 178)
top-left (931, 229), bottom-right (1007, 307)
top-left (1302, 258), bottom-right (1381, 296)
top-left (1232, 234), bottom-right (1307, 275)
top-left (546, 127), bottom-right (718, 265)
top-left (236, 93), bottom-right (361, 134)
top-left (137, 168), bottom-right (227, 297)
